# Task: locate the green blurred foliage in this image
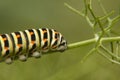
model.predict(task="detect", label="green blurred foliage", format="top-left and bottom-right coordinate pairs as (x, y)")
top-left (0, 0), bottom-right (120, 80)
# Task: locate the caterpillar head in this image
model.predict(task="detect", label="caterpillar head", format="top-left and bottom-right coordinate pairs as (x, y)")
top-left (57, 36), bottom-right (67, 52)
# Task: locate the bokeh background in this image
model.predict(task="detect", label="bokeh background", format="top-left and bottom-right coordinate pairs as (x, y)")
top-left (0, 0), bottom-right (120, 80)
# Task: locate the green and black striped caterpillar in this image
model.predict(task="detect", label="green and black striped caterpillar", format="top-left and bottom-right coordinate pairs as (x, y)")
top-left (0, 28), bottom-right (67, 64)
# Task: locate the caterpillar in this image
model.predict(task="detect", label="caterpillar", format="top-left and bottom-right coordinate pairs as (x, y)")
top-left (0, 28), bottom-right (67, 64)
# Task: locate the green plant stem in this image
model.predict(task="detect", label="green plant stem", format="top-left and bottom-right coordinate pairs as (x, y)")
top-left (68, 36), bottom-right (120, 49)
top-left (64, 3), bottom-right (93, 27)
top-left (97, 49), bottom-right (120, 65)
top-left (64, 3), bottom-right (84, 16)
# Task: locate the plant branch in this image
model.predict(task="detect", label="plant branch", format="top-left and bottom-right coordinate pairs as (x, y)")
top-left (64, 3), bottom-right (84, 16)
top-left (68, 36), bottom-right (120, 50)
top-left (64, 1), bottom-right (120, 64)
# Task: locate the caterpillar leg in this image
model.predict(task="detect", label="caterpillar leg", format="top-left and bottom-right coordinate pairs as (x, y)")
top-left (19, 55), bottom-right (27, 61)
top-left (32, 51), bottom-right (42, 58)
top-left (5, 58), bottom-right (12, 64)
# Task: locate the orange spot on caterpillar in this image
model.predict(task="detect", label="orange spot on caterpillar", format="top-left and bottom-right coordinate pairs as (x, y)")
top-left (31, 41), bottom-right (35, 44)
top-left (4, 47), bottom-right (9, 50)
top-left (3, 38), bottom-right (7, 41)
top-left (54, 32), bottom-right (58, 34)
top-left (17, 44), bottom-right (22, 48)
top-left (16, 35), bottom-right (20, 38)
top-left (42, 30), bottom-right (47, 34)
top-left (43, 39), bottom-right (47, 42)
top-left (30, 32), bottom-right (34, 35)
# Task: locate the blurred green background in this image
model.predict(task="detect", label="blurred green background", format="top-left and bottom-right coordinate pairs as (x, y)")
top-left (0, 0), bottom-right (120, 80)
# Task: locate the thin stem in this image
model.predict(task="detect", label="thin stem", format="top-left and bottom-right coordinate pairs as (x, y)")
top-left (105, 15), bottom-right (120, 31)
top-left (98, 0), bottom-right (107, 14)
top-left (64, 3), bottom-right (93, 27)
top-left (85, 16), bottom-right (93, 27)
top-left (80, 48), bottom-right (96, 63)
top-left (110, 42), bottom-right (114, 53)
top-left (112, 15), bottom-right (120, 25)
top-left (99, 11), bottom-right (114, 20)
top-left (97, 50), bottom-right (120, 65)
top-left (87, 2), bottom-right (106, 48)
top-left (99, 45), bottom-right (116, 58)
top-left (68, 38), bottom-right (95, 49)
top-left (68, 37), bottom-right (120, 50)
top-left (64, 3), bottom-right (84, 16)
top-left (116, 41), bottom-right (119, 57)
top-left (84, 0), bottom-right (88, 15)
